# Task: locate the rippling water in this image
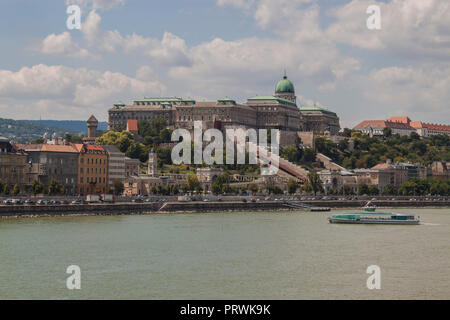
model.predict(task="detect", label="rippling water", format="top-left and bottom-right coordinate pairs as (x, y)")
top-left (1, 208), bottom-right (449, 299)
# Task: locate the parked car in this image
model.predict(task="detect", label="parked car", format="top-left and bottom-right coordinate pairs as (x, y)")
top-left (132, 198), bottom-right (144, 203)
top-left (24, 199), bottom-right (35, 205)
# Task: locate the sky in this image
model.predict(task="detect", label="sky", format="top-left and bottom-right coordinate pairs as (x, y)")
top-left (0, 0), bottom-right (449, 128)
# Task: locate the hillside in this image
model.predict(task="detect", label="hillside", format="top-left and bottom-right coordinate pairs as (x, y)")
top-left (315, 131), bottom-right (450, 168)
top-left (0, 118), bottom-right (82, 143)
top-left (23, 120), bottom-right (108, 132)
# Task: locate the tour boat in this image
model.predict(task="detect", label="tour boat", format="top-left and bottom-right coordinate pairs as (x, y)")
top-left (328, 212), bottom-right (420, 225)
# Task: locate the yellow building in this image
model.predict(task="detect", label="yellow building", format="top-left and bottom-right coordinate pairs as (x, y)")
top-left (74, 144), bottom-right (108, 194)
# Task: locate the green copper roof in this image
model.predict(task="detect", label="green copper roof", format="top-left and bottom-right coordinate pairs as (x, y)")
top-left (299, 106), bottom-right (337, 116)
top-left (217, 98), bottom-right (236, 104)
top-left (275, 76), bottom-right (295, 94)
top-left (134, 97), bottom-right (183, 102)
top-left (247, 95), bottom-right (297, 107)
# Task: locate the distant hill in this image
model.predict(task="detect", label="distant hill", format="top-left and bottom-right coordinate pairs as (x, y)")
top-left (24, 120), bottom-right (108, 133)
top-left (0, 118), bottom-right (104, 143)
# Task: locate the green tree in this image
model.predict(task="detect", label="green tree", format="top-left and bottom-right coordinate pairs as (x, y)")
top-left (13, 184), bottom-right (20, 196)
top-left (381, 184), bottom-right (397, 195)
top-left (3, 184), bottom-right (10, 195)
top-left (32, 180), bottom-right (44, 196)
top-left (112, 179), bottom-right (124, 195)
top-left (383, 127), bottom-right (392, 138)
top-left (267, 184), bottom-right (283, 194)
top-left (248, 183), bottom-right (259, 194)
top-left (301, 147), bottom-right (316, 163)
top-left (48, 179), bottom-right (62, 195)
top-left (186, 175), bottom-right (202, 192)
top-left (97, 130), bottom-right (134, 153)
top-left (211, 174), bottom-right (230, 194)
top-left (281, 145), bottom-right (301, 163)
top-left (287, 179), bottom-right (299, 194)
top-left (358, 183), bottom-right (370, 195)
top-left (342, 128), bottom-right (353, 137)
top-left (306, 172), bottom-right (323, 195)
top-left (368, 185), bottom-right (379, 196)
top-left (0, 180), bottom-right (4, 195)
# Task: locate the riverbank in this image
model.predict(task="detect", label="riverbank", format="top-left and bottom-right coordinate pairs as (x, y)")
top-left (1, 200), bottom-right (449, 218)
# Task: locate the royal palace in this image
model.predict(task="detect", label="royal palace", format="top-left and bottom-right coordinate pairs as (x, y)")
top-left (108, 76), bottom-right (340, 146)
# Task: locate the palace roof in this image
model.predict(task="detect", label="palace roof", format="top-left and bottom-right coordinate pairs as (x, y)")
top-left (299, 106), bottom-right (337, 116)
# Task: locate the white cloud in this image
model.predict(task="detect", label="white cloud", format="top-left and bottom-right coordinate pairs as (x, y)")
top-left (80, 10), bottom-right (191, 66)
top-left (38, 32), bottom-right (96, 59)
top-left (0, 64), bottom-right (165, 120)
top-left (148, 32), bottom-right (191, 66)
top-left (135, 66), bottom-right (158, 81)
top-left (326, 0), bottom-right (450, 58)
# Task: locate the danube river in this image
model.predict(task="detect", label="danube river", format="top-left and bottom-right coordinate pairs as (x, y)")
top-left (1, 208), bottom-right (449, 299)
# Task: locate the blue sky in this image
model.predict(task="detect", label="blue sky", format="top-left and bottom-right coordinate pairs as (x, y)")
top-left (0, 0), bottom-right (449, 128)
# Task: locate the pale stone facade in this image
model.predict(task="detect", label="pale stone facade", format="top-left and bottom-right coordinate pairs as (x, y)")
top-left (108, 76), bottom-right (340, 146)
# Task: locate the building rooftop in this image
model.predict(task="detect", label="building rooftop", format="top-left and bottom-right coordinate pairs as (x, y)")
top-left (275, 76), bottom-right (295, 94)
top-left (354, 120), bottom-right (413, 130)
top-left (247, 95), bottom-right (297, 107)
top-left (299, 106), bottom-right (337, 116)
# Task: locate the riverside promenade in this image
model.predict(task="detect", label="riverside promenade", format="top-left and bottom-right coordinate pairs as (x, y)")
top-left (1, 200), bottom-right (450, 218)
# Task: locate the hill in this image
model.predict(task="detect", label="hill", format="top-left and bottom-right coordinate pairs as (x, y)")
top-left (0, 118), bottom-right (82, 143)
top-left (23, 120), bottom-right (108, 133)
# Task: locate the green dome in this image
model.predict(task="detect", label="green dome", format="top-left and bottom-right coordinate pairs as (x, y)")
top-left (275, 76), bottom-right (295, 94)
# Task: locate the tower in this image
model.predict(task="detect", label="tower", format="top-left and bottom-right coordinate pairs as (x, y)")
top-left (87, 115), bottom-right (98, 138)
top-left (148, 149), bottom-right (157, 177)
top-left (274, 73), bottom-right (296, 104)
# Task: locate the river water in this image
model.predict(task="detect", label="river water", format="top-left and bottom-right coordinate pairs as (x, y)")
top-left (1, 208), bottom-right (449, 299)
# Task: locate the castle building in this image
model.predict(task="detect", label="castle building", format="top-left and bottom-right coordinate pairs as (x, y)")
top-left (108, 76), bottom-right (340, 145)
top-left (299, 106), bottom-right (341, 135)
top-left (354, 116), bottom-right (450, 137)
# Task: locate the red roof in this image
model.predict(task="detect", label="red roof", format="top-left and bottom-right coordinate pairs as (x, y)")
top-left (40, 144), bottom-right (78, 153)
top-left (72, 143), bottom-right (106, 154)
top-left (389, 116), bottom-right (411, 124)
top-left (86, 144), bottom-right (104, 152)
top-left (410, 121), bottom-right (423, 128)
top-left (354, 120), bottom-right (387, 129)
top-left (372, 163), bottom-right (393, 170)
top-left (422, 122), bottom-right (450, 132)
top-left (354, 120), bottom-right (413, 130)
top-left (127, 119), bottom-right (138, 132)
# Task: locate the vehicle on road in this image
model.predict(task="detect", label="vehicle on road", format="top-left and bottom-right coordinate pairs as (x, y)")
top-left (86, 194), bottom-right (100, 203)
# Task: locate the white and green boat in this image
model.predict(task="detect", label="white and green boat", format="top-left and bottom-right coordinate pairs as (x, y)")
top-left (328, 212), bottom-right (420, 225)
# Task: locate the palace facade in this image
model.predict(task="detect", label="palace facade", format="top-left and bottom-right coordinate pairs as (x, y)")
top-left (108, 76), bottom-right (340, 145)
